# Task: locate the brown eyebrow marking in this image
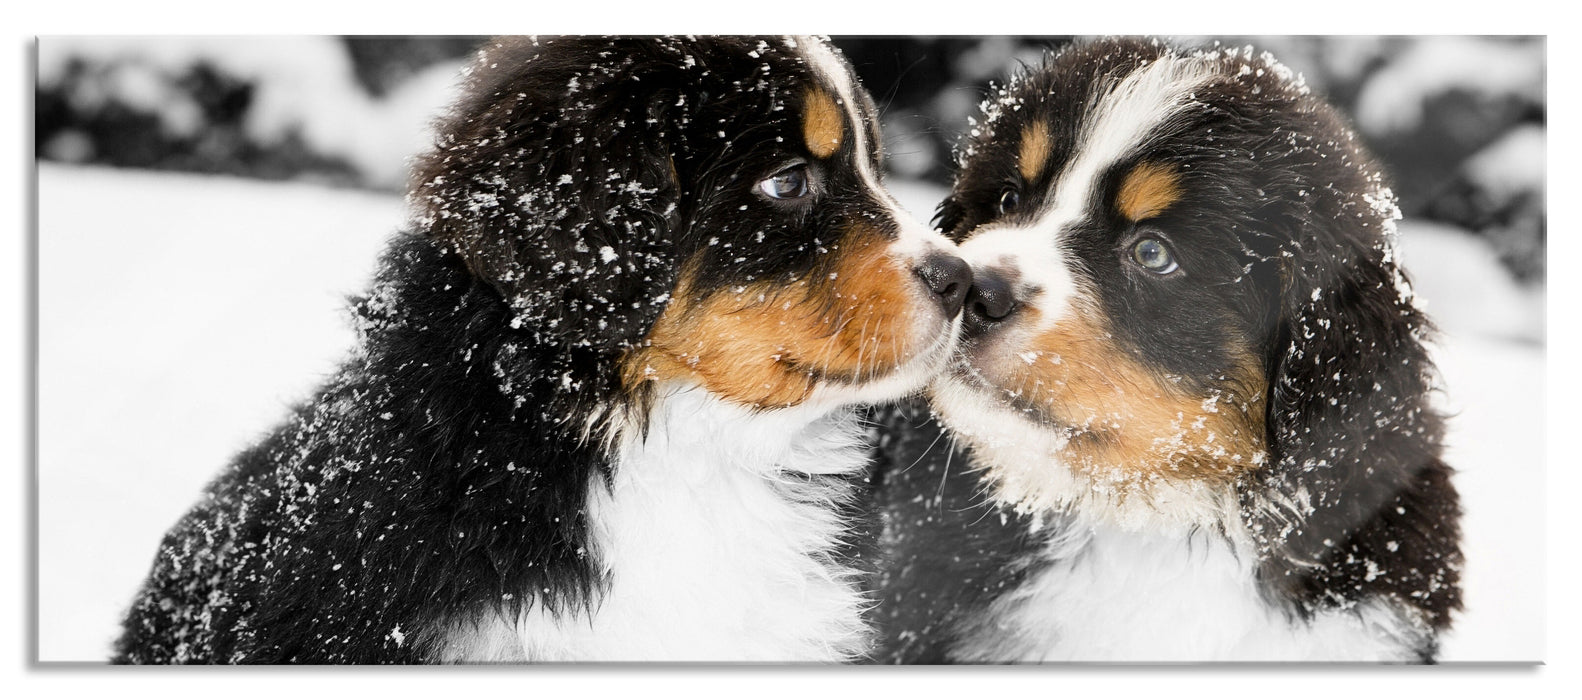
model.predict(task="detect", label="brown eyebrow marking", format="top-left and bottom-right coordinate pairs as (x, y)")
top-left (802, 88), bottom-right (844, 159)
top-left (1115, 161), bottom-right (1183, 222)
top-left (1018, 122), bottom-right (1051, 182)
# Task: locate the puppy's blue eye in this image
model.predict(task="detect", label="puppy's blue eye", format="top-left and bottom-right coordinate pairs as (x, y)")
top-left (1131, 238), bottom-right (1179, 274)
top-left (758, 166), bottom-right (809, 199)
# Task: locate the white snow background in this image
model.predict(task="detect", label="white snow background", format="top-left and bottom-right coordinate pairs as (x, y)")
top-left (34, 36), bottom-right (1546, 663)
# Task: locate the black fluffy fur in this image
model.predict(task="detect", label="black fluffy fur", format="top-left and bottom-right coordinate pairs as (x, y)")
top-left (113, 236), bottom-right (604, 662)
top-left (870, 38), bottom-right (1462, 662)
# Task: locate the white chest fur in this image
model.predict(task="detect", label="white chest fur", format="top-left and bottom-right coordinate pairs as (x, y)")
top-left (955, 521), bottom-right (1427, 662)
top-left (436, 388), bottom-right (871, 662)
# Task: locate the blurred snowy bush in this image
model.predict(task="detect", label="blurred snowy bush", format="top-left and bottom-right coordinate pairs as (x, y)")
top-left (35, 36), bottom-right (473, 190)
top-left (34, 35), bottom-right (1545, 281)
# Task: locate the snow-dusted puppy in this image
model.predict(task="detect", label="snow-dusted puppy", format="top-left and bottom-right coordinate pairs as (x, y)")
top-left (114, 36), bottom-right (968, 663)
top-left (867, 38), bottom-right (1462, 662)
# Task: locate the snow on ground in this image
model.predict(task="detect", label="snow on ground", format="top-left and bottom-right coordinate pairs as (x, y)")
top-left (38, 164), bottom-right (399, 661)
top-left (36, 164), bottom-right (1544, 662)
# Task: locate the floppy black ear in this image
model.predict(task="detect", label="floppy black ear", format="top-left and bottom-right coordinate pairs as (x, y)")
top-left (1245, 212), bottom-right (1463, 629)
top-left (410, 38), bottom-right (686, 351)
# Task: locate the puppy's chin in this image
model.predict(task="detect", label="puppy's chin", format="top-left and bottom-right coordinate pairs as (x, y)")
top-left (930, 368), bottom-right (1035, 441)
top-left (805, 312), bottom-right (963, 410)
top-left (925, 369), bottom-right (1082, 516)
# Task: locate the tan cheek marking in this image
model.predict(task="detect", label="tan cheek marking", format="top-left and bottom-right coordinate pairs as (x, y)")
top-left (802, 88), bottom-right (844, 159)
top-left (1115, 161), bottom-right (1184, 222)
top-left (810, 231), bottom-right (919, 376)
top-left (623, 225), bottom-right (919, 408)
top-left (992, 302), bottom-right (1266, 483)
top-left (1018, 122), bottom-right (1051, 182)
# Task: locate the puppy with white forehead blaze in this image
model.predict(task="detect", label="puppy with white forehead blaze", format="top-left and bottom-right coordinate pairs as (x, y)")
top-left (113, 36), bottom-right (967, 664)
top-left (867, 37), bottom-right (1462, 662)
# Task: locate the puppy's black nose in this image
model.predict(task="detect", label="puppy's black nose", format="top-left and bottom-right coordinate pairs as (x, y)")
top-left (963, 268), bottom-right (1019, 338)
top-left (914, 252), bottom-right (972, 318)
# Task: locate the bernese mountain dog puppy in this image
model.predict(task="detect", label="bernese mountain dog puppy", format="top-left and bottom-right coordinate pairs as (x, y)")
top-left (868, 37), bottom-right (1462, 662)
top-left (113, 35), bottom-right (970, 663)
